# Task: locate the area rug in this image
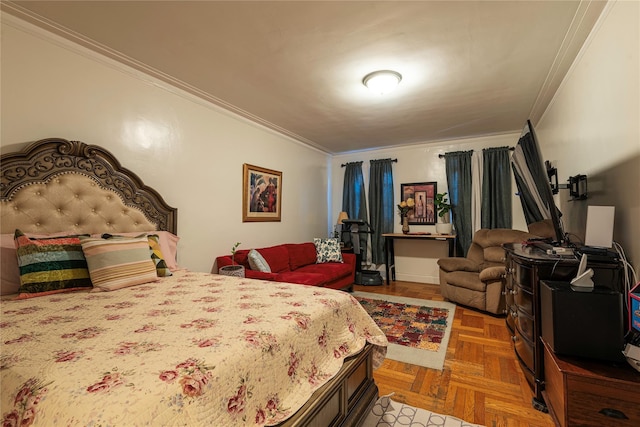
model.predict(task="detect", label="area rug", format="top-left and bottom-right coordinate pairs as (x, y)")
top-left (353, 292), bottom-right (456, 370)
top-left (362, 394), bottom-right (484, 427)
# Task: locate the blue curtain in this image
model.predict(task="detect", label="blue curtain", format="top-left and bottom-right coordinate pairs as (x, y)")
top-left (481, 147), bottom-right (512, 229)
top-left (342, 162), bottom-right (368, 261)
top-left (445, 150), bottom-right (473, 256)
top-left (368, 159), bottom-right (394, 264)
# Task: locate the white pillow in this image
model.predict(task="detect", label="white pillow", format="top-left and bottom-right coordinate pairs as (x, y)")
top-left (248, 249), bottom-right (271, 272)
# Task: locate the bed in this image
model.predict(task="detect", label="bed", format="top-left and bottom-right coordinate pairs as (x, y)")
top-left (0, 138), bottom-right (387, 426)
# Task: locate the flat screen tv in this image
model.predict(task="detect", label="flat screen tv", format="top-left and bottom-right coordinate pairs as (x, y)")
top-left (511, 120), bottom-right (566, 245)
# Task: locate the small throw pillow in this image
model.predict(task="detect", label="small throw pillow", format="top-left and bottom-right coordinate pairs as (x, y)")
top-left (13, 229), bottom-right (92, 298)
top-left (313, 238), bottom-right (343, 263)
top-left (248, 249), bottom-right (271, 272)
top-left (147, 234), bottom-right (172, 277)
top-left (80, 236), bottom-right (158, 291)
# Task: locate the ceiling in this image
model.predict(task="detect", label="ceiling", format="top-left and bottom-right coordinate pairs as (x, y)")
top-left (3, 1), bottom-right (607, 154)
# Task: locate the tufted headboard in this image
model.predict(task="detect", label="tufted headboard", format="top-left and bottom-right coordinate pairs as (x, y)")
top-left (1, 138), bottom-right (177, 235)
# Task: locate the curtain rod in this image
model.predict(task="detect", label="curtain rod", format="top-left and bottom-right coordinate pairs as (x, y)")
top-left (438, 147), bottom-right (514, 159)
top-left (341, 158), bottom-right (397, 167)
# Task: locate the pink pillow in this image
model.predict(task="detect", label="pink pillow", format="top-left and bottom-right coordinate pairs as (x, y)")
top-left (1, 234), bottom-right (20, 295)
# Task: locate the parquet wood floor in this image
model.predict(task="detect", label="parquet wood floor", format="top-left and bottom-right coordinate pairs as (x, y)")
top-left (354, 280), bottom-right (555, 427)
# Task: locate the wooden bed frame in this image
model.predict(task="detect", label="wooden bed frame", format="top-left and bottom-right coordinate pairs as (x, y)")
top-left (0, 138), bottom-right (378, 426)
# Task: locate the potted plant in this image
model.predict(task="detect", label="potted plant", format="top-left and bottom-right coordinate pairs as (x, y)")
top-left (434, 192), bottom-right (453, 235)
top-left (219, 242), bottom-right (245, 277)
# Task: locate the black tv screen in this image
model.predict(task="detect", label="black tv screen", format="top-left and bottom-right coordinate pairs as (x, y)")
top-left (511, 120), bottom-right (565, 245)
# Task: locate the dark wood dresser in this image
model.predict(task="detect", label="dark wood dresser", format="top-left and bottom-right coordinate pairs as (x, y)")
top-left (542, 339), bottom-right (640, 426)
top-left (502, 243), bottom-right (622, 411)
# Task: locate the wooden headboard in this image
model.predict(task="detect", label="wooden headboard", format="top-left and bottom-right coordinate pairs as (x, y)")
top-left (1, 138), bottom-right (177, 235)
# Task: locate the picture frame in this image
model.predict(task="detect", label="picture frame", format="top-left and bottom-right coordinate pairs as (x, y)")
top-left (401, 182), bottom-right (437, 225)
top-left (243, 163), bottom-right (282, 222)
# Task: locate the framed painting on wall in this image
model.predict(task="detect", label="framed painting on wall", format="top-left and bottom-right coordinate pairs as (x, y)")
top-left (243, 163), bottom-right (282, 222)
top-left (401, 182), bottom-right (437, 225)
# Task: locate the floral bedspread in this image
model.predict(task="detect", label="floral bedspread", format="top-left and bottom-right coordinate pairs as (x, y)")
top-left (1, 270), bottom-right (387, 426)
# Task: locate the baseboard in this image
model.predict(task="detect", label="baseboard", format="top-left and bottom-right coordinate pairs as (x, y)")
top-left (393, 273), bottom-right (439, 284)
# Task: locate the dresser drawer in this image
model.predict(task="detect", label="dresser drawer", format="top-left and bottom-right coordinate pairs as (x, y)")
top-left (505, 308), bottom-right (516, 334)
top-left (516, 351), bottom-right (535, 389)
top-left (515, 308), bottom-right (535, 342)
top-left (514, 283), bottom-right (534, 315)
top-left (512, 262), bottom-right (533, 290)
top-left (513, 328), bottom-right (535, 372)
top-left (566, 376), bottom-right (640, 426)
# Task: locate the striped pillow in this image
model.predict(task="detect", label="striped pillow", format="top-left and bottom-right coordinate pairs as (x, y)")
top-left (14, 229), bottom-right (92, 299)
top-left (80, 236), bottom-right (159, 291)
top-left (101, 233), bottom-right (172, 277)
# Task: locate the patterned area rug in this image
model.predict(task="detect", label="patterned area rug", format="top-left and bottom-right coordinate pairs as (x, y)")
top-left (362, 394), bottom-right (485, 427)
top-left (353, 292), bottom-right (456, 370)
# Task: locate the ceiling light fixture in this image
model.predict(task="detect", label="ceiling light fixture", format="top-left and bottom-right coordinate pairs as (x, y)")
top-left (362, 70), bottom-right (402, 94)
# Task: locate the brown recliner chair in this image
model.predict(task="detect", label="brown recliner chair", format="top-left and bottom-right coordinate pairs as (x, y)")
top-left (437, 228), bottom-right (535, 314)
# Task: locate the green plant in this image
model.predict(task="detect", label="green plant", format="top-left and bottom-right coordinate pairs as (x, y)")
top-left (231, 242), bottom-right (241, 265)
top-left (434, 192), bottom-right (451, 221)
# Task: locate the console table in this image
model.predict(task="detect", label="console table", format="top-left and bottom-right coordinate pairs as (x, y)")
top-left (382, 233), bottom-right (456, 285)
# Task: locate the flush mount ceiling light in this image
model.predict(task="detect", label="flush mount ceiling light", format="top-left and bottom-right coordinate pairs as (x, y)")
top-left (362, 70), bottom-right (402, 94)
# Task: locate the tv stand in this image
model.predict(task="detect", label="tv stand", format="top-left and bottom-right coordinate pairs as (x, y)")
top-left (502, 243), bottom-right (622, 412)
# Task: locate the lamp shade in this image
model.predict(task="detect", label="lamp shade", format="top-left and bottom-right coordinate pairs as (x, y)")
top-left (337, 212), bottom-right (349, 224)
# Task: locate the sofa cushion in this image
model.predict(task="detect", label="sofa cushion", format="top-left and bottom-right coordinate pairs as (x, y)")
top-left (248, 249), bottom-right (271, 272)
top-left (285, 243), bottom-right (317, 270)
top-left (483, 246), bottom-right (507, 263)
top-left (256, 245), bottom-right (290, 273)
top-left (232, 249), bottom-right (251, 268)
top-left (295, 262), bottom-right (352, 283)
top-left (478, 266), bottom-right (506, 282)
top-left (445, 271), bottom-right (486, 292)
top-left (437, 257), bottom-right (479, 273)
top-left (275, 271), bottom-right (327, 286)
top-left (245, 270), bottom-right (278, 281)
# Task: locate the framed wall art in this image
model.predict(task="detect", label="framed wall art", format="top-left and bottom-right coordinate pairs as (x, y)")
top-left (243, 164), bottom-right (282, 222)
top-left (401, 182), bottom-right (437, 225)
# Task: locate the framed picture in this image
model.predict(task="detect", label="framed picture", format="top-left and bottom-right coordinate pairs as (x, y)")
top-left (243, 163), bottom-right (282, 222)
top-left (401, 182), bottom-right (437, 225)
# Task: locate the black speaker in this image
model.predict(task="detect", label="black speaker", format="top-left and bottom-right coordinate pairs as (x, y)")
top-left (540, 280), bottom-right (625, 363)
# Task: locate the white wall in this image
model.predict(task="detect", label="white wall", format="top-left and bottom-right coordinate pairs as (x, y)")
top-left (331, 133), bottom-right (528, 284)
top-left (536, 0), bottom-right (639, 272)
top-left (3, 1), bottom-right (637, 282)
top-left (1, 16), bottom-right (331, 273)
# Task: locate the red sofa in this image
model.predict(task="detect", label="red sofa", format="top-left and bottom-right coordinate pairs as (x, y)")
top-left (215, 242), bottom-right (356, 291)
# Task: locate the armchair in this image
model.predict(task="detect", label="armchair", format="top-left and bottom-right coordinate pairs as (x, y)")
top-left (437, 228), bottom-right (535, 314)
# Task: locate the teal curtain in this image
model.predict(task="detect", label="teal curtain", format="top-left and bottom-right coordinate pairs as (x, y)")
top-left (368, 159), bottom-right (394, 264)
top-left (342, 162), bottom-right (368, 261)
top-left (445, 150), bottom-right (473, 256)
top-left (481, 147), bottom-right (512, 229)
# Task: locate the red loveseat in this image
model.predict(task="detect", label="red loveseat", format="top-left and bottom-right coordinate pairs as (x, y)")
top-left (215, 242), bottom-right (356, 291)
